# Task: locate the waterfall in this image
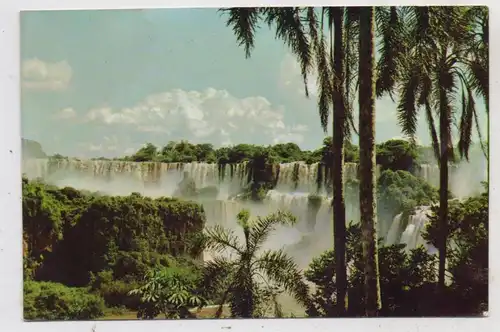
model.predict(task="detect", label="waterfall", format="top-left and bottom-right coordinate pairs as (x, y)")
top-left (415, 164), bottom-right (440, 187)
top-left (264, 190), bottom-right (332, 233)
top-left (385, 214), bottom-right (403, 246)
top-left (22, 157), bottom-right (483, 264)
top-left (201, 199), bottom-right (243, 228)
top-left (275, 162), bottom-right (319, 193)
top-left (272, 161), bottom-right (380, 195)
top-left (415, 162), bottom-right (488, 199)
top-left (385, 207), bottom-right (438, 254)
top-left (23, 158), bottom-right (485, 198)
top-left (21, 158), bottom-right (250, 199)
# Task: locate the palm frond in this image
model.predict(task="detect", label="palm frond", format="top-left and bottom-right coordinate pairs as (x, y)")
top-left (408, 6), bottom-right (430, 45)
top-left (249, 210), bottom-right (297, 252)
top-left (462, 7), bottom-right (488, 114)
top-left (307, 7), bottom-right (320, 49)
top-left (264, 7), bottom-right (313, 97)
top-left (467, 59), bottom-right (488, 113)
top-left (220, 8), bottom-right (261, 59)
top-left (313, 8), bottom-right (333, 132)
top-left (375, 6), bottom-right (405, 98)
top-left (346, 110), bottom-right (358, 138)
top-left (202, 256), bottom-right (236, 312)
top-left (344, 7), bottom-right (359, 136)
top-left (417, 67), bottom-right (432, 106)
top-left (256, 249), bottom-right (310, 307)
top-left (397, 65), bottom-right (421, 139)
top-left (473, 106), bottom-right (489, 160)
top-left (204, 224), bottom-right (244, 255)
top-left (458, 84), bottom-right (475, 161)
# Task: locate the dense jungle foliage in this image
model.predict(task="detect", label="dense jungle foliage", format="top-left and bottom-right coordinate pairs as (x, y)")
top-left (305, 186), bottom-right (488, 316)
top-left (22, 177), bottom-right (207, 320)
top-left (22, 174), bottom-right (487, 319)
top-left (105, 138), bottom-right (426, 167)
top-left (43, 137), bottom-right (437, 169)
top-left (345, 169), bottom-right (440, 237)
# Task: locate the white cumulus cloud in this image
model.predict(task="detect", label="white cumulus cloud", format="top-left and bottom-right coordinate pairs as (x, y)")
top-left (53, 107), bottom-right (77, 120)
top-left (78, 136), bottom-right (119, 153)
top-left (78, 88), bottom-right (308, 147)
top-left (279, 53), bottom-right (318, 97)
top-left (22, 58), bottom-right (73, 91)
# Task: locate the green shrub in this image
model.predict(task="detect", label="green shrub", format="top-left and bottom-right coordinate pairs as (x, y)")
top-left (305, 223), bottom-right (438, 317)
top-left (97, 279), bottom-right (141, 310)
top-left (24, 179), bottom-right (206, 286)
top-left (377, 170), bottom-right (438, 230)
top-left (376, 139), bottom-right (418, 172)
top-left (24, 281), bottom-right (105, 320)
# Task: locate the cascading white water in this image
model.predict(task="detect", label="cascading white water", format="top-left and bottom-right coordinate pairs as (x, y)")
top-left (385, 214), bottom-right (403, 246)
top-left (273, 162), bottom-right (374, 195)
top-left (415, 161), bottom-right (488, 199)
top-left (22, 158), bottom-right (250, 199)
top-left (201, 199), bottom-right (243, 228)
top-left (385, 207), bottom-right (438, 254)
top-left (22, 157), bottom-right (486, 257)
top-left (415, 164), bottom-right (440, 188)
top-left (24, 158), bottom-right (482, 197)
top-left (275, 162), bottom-right (320, 193)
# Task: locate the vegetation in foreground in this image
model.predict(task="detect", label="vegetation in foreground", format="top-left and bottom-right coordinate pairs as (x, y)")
top-left (23, 177), bottom-right (487, 319)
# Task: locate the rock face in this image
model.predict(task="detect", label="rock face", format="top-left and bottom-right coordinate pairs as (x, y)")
top-left (22, 138), bottom-right (47, 159)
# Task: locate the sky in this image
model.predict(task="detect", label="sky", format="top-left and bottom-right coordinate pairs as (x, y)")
top-left (20, 8), bottom-right (488, 158)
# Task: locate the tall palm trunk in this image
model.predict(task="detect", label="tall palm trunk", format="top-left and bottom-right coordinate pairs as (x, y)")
top-left (358, 6), bottom-right (381, 317)
top-left (331, 7), bottom-right (348, 316)
top-left (437, 86), bottom-right (449, 292)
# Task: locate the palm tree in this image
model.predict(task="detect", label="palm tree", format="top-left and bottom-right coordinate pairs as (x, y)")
top-left (201, 209), bottom-right (310, 318)
top-left (329, 8), bottom-right (350, 316)
top-left (221, 6), bottom-right (420, 317)
top-left (395, 6), bottom-right (487, 293)
top-left (463, 7), bottom-right (489, 115)
top-left (310, 6), bottom-right (352, 316)
top-left (220, 7), bottom-right (354, 315)
top-left (344, 6), bottom-right (410, 316)
top-left (130, 262), bottom-right (207, 319)
top-left (462, 7), bottom-right (489, 160)
top-left (357, 6), bottom-right (382, 316)
top-left (335, 6), bottom-right (408, 316)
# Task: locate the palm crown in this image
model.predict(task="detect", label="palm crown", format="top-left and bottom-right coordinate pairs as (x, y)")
top-left (201, 209), bottom-right (310, 318)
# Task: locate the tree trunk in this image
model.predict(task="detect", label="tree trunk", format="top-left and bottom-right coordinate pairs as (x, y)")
top-left (358, 6), bottom-right (381, 317)
top-left (331, 7), bottom-right (348, 317)
top-left (438, 86), bottom-right (449, 293)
